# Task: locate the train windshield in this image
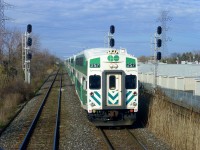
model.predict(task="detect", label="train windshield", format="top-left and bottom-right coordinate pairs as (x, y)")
top-left (125, 75), bottom-right (137, 89)
top-left (89, 75), bottom-right (101, 89)
top-left (109, 75), bottom-right (116, 90)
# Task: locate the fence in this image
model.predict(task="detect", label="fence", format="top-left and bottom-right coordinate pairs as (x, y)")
top-left (139, 73), bottom-right (200, 96)
top-left (139, 75), bottom-right (200, 113)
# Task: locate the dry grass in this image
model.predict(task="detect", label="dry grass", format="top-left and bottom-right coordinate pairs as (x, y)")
top-left (0, 76), bottom-right (33, 128)
top-left (0, 77), bottom-right (34, 100)
top-left (0, 93), bottom-right (23, 127)
top-left (0, 68), bottom-right (56, 128)
top-left (0, 69), bottom-right (56, 128)
top-left (147, 89), bottom-right (200, 150)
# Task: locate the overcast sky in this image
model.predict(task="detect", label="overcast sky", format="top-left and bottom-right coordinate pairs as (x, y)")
top-left (4, 0), bottom-right (200, 59)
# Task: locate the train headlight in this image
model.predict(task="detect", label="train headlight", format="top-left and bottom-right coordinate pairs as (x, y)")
top-left (90, 102), bottom-right (96, 107)
top-left (110, 64), bottom-right (113, 68)
top-left (114, 64), bottom-right (118, 68)
top-left (120, 49), bottom-right (125, 53)
top-left (133, 102), bottom-right (137, 106)
top-left (133, 91), bottom-right (137, 96)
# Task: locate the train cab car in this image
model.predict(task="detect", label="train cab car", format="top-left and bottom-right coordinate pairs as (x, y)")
top-left (66, 48), bottom-right (138, 126)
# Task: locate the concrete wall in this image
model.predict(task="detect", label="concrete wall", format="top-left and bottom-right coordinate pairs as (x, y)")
top-left (184, 77), bottom-right (195, 91)
top-left (176, 77), bottom-right (184, 90)
top-left (195, 80), bottom-right (200, 96)
top-left (167, 76), bottom-right (176, 89)
top-left (138, 72), bottom-right (200, 96)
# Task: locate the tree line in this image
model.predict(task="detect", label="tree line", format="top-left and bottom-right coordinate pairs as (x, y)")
top-left (138, 51), bottom-right (200, 64)
top-left (0, 28), bottom-right (59, 96)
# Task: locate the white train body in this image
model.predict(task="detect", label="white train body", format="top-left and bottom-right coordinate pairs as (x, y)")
top-left (66, 48), bottom-right (138, 126)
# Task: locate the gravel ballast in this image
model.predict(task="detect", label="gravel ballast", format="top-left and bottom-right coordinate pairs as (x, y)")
top-left (0, 72), bottom-right (170, 150)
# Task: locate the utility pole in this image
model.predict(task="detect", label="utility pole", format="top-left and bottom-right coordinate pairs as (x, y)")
top-left (22, 24), bottom-right (32, 84)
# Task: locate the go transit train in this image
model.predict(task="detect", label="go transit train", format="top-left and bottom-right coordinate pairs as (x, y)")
top-left (66, 48), bottom-right (138, 126)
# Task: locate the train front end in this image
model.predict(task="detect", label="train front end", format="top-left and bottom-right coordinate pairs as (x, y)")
top-left (87, 49), bottom-right (138, 126)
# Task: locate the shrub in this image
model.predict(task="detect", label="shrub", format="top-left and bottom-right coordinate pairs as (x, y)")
top-left (147, 89), bottom-right (200, 149)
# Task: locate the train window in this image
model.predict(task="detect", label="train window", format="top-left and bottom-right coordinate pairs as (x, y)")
top-left (109, 75), bottom-right (116, 90)
top-left (76, 57), bottom-right (84, 66)
top-left (89, 75), bottom-right (101, 89)
top-left (71, 59), bottom-right (74, 64)
top-left (125, 75), bottom-right (137, 89)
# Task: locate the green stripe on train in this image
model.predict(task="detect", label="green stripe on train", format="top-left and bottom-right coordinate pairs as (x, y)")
top-left (90, 91), bottom-right (101, 105)
top-left (108, 92), bottom-right (119, 104)
top-left (126, 91), bottom-right (135, 105)
top-left (108, 92), bottom-right (119, 100)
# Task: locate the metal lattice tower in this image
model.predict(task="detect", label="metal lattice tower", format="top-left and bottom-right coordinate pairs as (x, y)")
top-left (157, 11), bottom-right (172, 57)
top-left (0, 0), bottom-right (5, 33)
top-left (0, 0), bottom-right (11, 57)
top-left (0, 0), bottom-right (5, 56)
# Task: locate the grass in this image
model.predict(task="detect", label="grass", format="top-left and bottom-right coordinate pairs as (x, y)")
top-left (147, 89), bottom-right (200, 150)
top-left (0, 75), bottom-right (32, 130)
top-left (0, 93), bottom-right (23, 128)
top-left (0, 68), bottom-right (56, 130)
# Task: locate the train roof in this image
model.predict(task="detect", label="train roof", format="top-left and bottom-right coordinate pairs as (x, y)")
top-left (75, 48), bottom-right (134, 60)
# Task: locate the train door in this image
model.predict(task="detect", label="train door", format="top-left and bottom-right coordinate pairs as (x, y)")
top-left (106, 73), bottom-right (122, 106)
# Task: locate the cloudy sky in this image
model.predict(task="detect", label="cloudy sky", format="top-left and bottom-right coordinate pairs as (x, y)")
top-left (4, 0), bottom-right (200, 59)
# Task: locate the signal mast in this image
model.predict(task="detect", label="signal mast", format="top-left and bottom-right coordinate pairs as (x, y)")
top-left (153, 26), bottom-right (162, 88)
top-left (105, 25), bottom-right (115, 48)
top-left (22, 24), bottom-right (33, 84)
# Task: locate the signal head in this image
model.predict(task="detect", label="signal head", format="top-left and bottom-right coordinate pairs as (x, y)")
top-left (27, 53), bottom-right (32, 60)
top-left (157, 26), bottom-right (162, 35)
top-left (157, 52), bottom-right (162, 60)
top-left (157, 39), bottom-right (162, 47)
top-left (110, 25), bottom-right (115, 34)
top-left (27, 24), bottom-right (32, 33)
top-left (27, 37), bottom-right (32, 46)
top-left (110, 38), bottom-right (115, 47)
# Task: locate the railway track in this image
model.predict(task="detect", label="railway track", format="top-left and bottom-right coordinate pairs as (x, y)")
top-left (0, 74), bottom-right (52, 137)
top-left (19, 70), bottom-right (62, 149)
top-left (99, 127), bottom-right (147, 150)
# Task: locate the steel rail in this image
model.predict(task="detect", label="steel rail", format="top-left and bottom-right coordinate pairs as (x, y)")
top-left (53, 72), bottom-right (62, 150)
top-left (34, 73), bottom-right (52, 95)
top-left (99, 128), bottom-right (114, 150)
top-left (19, 70), bottom-right (59, 150)
top-left (125, 128), bottom-right (147, 150)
